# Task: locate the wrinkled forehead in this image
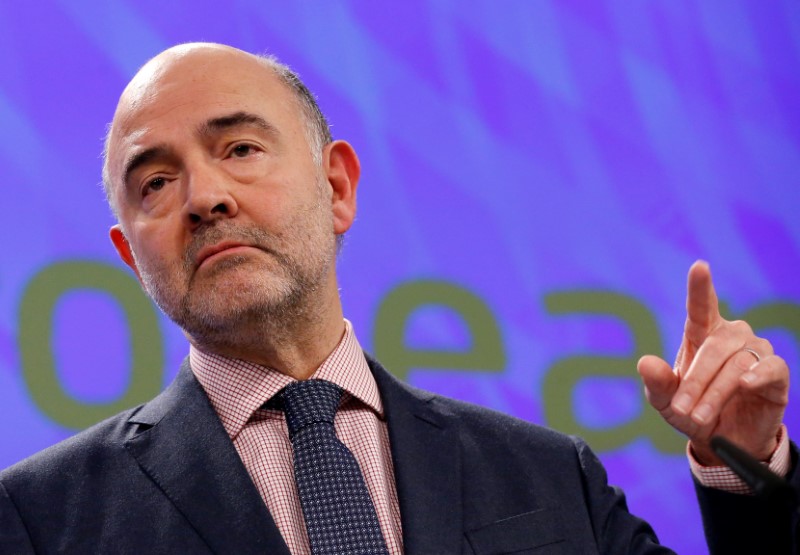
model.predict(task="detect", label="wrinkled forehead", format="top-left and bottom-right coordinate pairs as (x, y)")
top-left (106, 46), bottom-right (299, 184)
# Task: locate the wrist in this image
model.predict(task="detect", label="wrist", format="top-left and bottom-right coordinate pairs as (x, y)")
top-left (690, 430), bottom-right (780, 466)
top-left (689, 425), bottom-right (790, 494)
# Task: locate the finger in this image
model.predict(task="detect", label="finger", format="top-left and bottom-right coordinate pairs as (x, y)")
top-left (671, 322), bottom-right (765, 416)
top-left (638, 355), bottom-right (701, 438)
top-left (674, 262), bottom-right (718, 377)
top-left (685, 348), bottom-right (760, 426)
top-left (684, 261), bottom-right (721, 349)
top-left (637, 355), bottom-right (679, 411)
top-left (741, 355), bottom-right (790, 406)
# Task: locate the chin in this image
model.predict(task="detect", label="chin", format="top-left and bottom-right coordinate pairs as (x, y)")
top-left (183, 279), bottom-right (305, 327)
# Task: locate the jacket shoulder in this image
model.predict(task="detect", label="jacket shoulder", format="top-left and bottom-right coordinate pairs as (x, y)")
top-left (0, 405), bottom-right (143, 484)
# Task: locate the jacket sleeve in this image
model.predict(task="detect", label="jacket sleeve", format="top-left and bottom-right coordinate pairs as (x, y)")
top-left (694, 440), bottom-right (799, 554)
top-left (573, 437), bottom-right (677, 554)
top-left (0, 480), bottom-right (36, 555)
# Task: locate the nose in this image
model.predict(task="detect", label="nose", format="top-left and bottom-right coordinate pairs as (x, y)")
top-left (182, 163), bottom-right (239, 228)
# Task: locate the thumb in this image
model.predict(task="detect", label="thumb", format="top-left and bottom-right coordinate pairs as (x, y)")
top-left (637, 355), bottom-right (679, 412)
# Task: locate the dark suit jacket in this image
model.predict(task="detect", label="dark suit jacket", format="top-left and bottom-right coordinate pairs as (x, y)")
top-left (0, 356), bottom-right (797, 554)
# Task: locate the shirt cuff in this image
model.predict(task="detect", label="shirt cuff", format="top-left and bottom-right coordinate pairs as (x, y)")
top-left (689, 425), bottom-right (790, 494)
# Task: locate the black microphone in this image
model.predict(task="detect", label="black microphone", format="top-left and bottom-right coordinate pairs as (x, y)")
top-left (710, 435), bottom-right (798, 510)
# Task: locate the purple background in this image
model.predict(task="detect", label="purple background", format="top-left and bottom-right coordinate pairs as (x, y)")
top-left (1, 2), bottom-right (798, 553)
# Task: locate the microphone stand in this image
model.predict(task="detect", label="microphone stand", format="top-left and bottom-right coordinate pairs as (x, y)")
top-left (711, 436), bottom-right (799, 512)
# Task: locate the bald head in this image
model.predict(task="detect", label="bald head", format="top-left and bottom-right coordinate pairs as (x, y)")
top-left (102, 43), bottom-right (331, 216)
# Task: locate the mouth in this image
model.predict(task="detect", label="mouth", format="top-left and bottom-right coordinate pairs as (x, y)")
top-left (194, 241), bottom-right (258, 270)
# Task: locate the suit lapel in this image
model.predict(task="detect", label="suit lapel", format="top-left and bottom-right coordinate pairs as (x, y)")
top-left (124, 361), bottom-right (291, 555)
top-left (369, 356), bottom-right (463, 555)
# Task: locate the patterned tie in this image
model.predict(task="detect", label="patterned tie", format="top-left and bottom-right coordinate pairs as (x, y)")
top-left (277, 379), bottom-right (389, 555)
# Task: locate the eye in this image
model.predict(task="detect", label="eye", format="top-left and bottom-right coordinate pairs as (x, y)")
top-left (229, 143), bottom-right (259, 158)
top-left (143, 176), bottom-right (167, 196)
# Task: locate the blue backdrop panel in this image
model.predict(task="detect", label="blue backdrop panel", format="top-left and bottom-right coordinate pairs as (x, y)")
top-left (0, 2), bottom-right (798, 553)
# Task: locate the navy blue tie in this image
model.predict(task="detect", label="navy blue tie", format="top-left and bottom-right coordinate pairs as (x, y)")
top-left (277, 379), bottom-right (389, 555)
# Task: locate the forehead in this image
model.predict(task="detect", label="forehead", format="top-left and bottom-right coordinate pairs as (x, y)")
top-left (107, 49), bottom-right (304, 183)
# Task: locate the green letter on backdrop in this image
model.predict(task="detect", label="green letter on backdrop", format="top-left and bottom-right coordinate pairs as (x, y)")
top-left (19, 261), bottom-right (163, 429)
top-left (543, 291), bottom-right (685, 453)
top-left (374, 280), bottom-right (505, 381)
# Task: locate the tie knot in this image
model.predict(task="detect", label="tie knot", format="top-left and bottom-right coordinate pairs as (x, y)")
top-left (277, 379), bottom-right (342, 438)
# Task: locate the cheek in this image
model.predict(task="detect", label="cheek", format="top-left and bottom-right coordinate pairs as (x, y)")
top-left (141, 184), bottom-right (183, 217)
top-left (130, 220), bottom-right (182, 267)
top-left (239, 183), bottom-right (294, 225)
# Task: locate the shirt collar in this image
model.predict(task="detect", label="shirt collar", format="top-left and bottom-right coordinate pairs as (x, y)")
top-left (189, 319), bottom-right (382, 440)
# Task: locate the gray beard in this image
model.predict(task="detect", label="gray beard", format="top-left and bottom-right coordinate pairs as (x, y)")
top-left (138, 222), bottom-right (332, 355)
top-left (182, 258), bottom-right (323, 352)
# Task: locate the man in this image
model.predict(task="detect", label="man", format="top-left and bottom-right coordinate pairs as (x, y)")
top-left (0, 43), bottom-right (795, 554)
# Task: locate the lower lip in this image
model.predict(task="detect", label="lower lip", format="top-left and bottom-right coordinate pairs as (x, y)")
top-left (199, 246), bottom-right (256, 268)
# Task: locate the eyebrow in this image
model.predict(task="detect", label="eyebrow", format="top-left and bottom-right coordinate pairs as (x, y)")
top-left (200, 111), bottom-right (279, 138)
top-left (123, 145), bottom-right (175, 189)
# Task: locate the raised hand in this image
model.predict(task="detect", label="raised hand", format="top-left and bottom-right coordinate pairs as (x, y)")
top-left (637, 261), bottom-right (789, 465)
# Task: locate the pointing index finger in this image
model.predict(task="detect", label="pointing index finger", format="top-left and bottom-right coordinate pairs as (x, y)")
top-left (684, 260), bottom-right (721, 349)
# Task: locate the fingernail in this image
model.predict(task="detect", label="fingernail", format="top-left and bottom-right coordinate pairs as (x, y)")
top-left (741, 372), bottom-right (756, 385)
top-left (673, 393), bottom-right (693, 415)
top-left (692, 403), bottom-right (712, 424)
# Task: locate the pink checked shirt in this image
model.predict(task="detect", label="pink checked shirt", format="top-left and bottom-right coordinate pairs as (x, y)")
top-left (190, 319), bottom-right (790, 553)
top-left (190, 320), bottom-right (403, 555)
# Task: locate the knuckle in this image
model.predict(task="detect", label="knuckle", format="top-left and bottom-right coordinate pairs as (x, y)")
top-left (701, 386), bottom-right (724, 403)
top-left (753, 337), bottom-right (773, 355)
top-left (764, 355), bottom-right (790, 380)
top-left (729, 319), bottom-right (753, 336)
top-left (771, 354), bottom-right (787, 367)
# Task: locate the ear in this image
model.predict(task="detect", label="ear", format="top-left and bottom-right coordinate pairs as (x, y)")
top-left (109, 225), bottom-right (142, 281)
top-left (323, 140), bottom-right (360, 235)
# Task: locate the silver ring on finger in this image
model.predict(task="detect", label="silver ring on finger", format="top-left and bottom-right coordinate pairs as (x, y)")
top-left (742, 347), bottom-right (761, 363)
